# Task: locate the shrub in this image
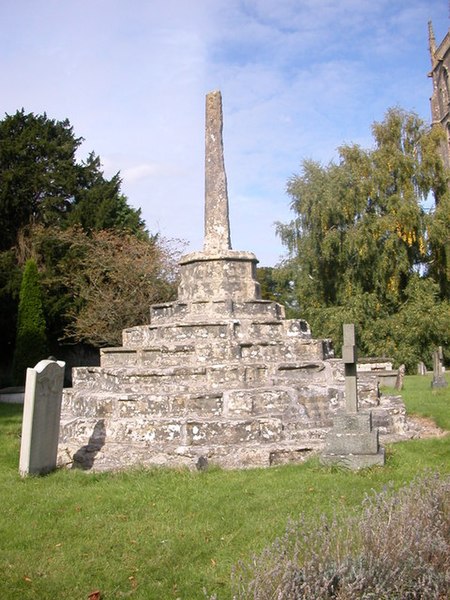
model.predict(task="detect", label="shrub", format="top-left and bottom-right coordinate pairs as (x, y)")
top-left (231, 472), bottom-right (450, 599)
top-left (12, 258), bottom-right (48, 385)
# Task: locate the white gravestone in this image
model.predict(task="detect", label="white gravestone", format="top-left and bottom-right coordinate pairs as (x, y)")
top-left (19, 359), bottom-right (65, 476)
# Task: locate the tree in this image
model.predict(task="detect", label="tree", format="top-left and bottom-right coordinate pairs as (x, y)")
top-left (0, 110), bottom-right (145, 251)
top-left (0, 250), bottom-right (22, 368)
top-left (67, 153), bottom-right (146, 235)
top-left (257, 266), bottom-right (298, 315)
top-left (25, 225), bottom-right (181, 347)
top-left (277, 108), bottom-right (450, 370)
top-left (12, 259), bottom-right (48, 385)
top-left (0, 110), bottom-right (150, 366)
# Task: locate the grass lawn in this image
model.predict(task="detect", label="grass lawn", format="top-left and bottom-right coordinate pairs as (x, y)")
top-left (0, 374), bottom-right (449, 599)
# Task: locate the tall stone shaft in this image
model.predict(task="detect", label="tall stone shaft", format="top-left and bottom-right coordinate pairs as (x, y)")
top-left (204, 90), bottom-right (232, 254)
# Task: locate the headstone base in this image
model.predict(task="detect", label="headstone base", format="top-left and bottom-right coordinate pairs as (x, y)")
top-left (431, 377), bottom-right (448, 389)
top-left (321, 411), bottom-right (385, 470)
top-left (321, 448), bottom-right (385, 470)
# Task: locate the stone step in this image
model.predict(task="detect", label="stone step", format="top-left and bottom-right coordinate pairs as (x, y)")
top-left (62, 384), bottom-right (334, 422)
top-left (71, 360), bottom-right (332, 394)
top-left (71, 363), bottom-right (271, 393)
top-left (122, 322), bottom-right (236, 348)
top-left (59, 413), bottom-right (326, 455)
top-left (122, 319), bottom-right (315, 349)
top-left (239, 338), bottom-right (324, 362)
top-left (149, 299), bottom-right (287, 324)
top-left (58, 434), bottom-right (325, 471)
top-left (101, 338), bottom-right (326, 369)
top-left (100, 343), bottom-right (240, 368)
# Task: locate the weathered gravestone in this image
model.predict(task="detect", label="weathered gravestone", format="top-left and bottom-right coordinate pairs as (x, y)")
top-left (321, 324), bottom-right (385, 470)
top-left (19, 359), bottom-right (65, 476)
top-left (431, 346), bottom-right (447, 389)
top-left (417, 361), bottom-right (427, 376)
top-left (395, 364), bottom-right (406, 391)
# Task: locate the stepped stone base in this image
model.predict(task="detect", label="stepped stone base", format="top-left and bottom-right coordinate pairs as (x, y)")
top-left (57, 298), bottom-right (408, 471)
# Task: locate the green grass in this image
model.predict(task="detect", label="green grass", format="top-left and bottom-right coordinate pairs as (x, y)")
top-left (0, 375), bottom-right (449, 600)
top-left (383, 373), bottom-right (450, 430)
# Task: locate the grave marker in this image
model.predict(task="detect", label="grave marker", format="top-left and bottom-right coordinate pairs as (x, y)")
top-left (431, 346), bottom-right (447, 389)
top-left (343, 323), bottom-right (358, 412)
top-left (19, 359), bottom-right (65, 476)
top-left (321, 324), bottom-right (385, 470)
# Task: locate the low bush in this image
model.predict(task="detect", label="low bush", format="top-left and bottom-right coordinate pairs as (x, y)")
top-left (231, 472), bottom-right (450, 599)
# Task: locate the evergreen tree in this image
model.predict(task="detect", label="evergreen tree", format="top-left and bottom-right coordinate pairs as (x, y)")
top-left (0, 110), bottom-right (148, 359)
top-left (0, 110), bottom-right (146, 251)
top-left (12, 259), bottom-right (48, 385)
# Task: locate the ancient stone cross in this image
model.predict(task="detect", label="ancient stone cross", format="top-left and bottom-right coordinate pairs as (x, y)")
top-left (342, 323), bottom-right (358, 413)
top-left (204, 90), bottom-right (232, 254)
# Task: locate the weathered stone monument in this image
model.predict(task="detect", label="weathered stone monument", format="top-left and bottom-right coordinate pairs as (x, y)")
top-left (58, 92), bottom-right (407, 471)
top-left (417, 361), bottom-right (427, 376)
top-left (431, 346), bottom-right (447, 389)
top-left (321, 324), bottom-right (385, 469)
top-left (20, 359), bottom-right (65, 476)
top-left (395, 364), bottom-right (405, 391)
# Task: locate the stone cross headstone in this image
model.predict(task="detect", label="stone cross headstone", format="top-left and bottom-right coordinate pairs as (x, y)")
top-left (203, 90), bottom-right (232, 254)
top-left (19, 359), bottom-right (65, 476)
top-left (432, 346), bottom-right (447, 388)
top-left (321, 323), bottom-right (385, 469)
top-left (342, 323), bottom-right (358, 412)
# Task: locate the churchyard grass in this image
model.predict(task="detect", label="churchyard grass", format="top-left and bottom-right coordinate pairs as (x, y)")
top-left (381, 373), bottom-right (450, 430)
top-left (0, 374), bottom-right (448, 599)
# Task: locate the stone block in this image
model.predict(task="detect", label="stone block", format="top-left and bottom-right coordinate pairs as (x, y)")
top-left (116, 419), bottom-right (183, 444)
top-left (325, 430), bottom-right (379, 455)
top-left (332, 412), bottom-right (372, 432)
top-left (177, 254), bottom-right (260, 302)
top-left (247, 321), bottom-right (283, 340)
top-left (282, 420), bottom-right (327, 441)
top-left (184, 393), bottom-right (223, 416)
top-left (276, 363), bottom-right (326, 385)
top-left (269, 447), bottom-right (314, 465)
top-left (253, 389), bottom-right (301, 416)
top-left (117, 394), bottom-right (185, 418)
top-left (259, 418), bottom-right (283, 441)
top-left (186, 420), bottom-right (260, 445)
top-left (100, 347), bottom-right (138, 368)
top-left (321, 449), bottom-right (385, 470)
top-left (67, 392), bottom-right (115, 418)
top-left (122, 325), bottom-right (153, 348)
top-left (283, 319), bottom-right (311, 338)
top-left (240, 339), bottom-right (323, 362)
top-left (234, 388), bottom-right (294, 416)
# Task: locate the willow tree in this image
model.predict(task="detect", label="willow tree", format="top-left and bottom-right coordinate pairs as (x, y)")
top-left (277, 108), bottom-right (450, 369)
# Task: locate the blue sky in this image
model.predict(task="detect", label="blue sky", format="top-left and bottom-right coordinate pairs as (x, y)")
top-left (2, 0), bottom-right (448, 265)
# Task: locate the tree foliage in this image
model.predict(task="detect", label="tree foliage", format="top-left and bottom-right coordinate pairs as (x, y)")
top-left (12, 259), bottom-right (48, 385)
top-left (0, 110), bottom-right (145, 251)
top-left (276, 109), bottom-right (450, 370)
top-left (0, 110), bottom-right (181, 374)
top-left (23, 225), bottom-right (181, 347)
